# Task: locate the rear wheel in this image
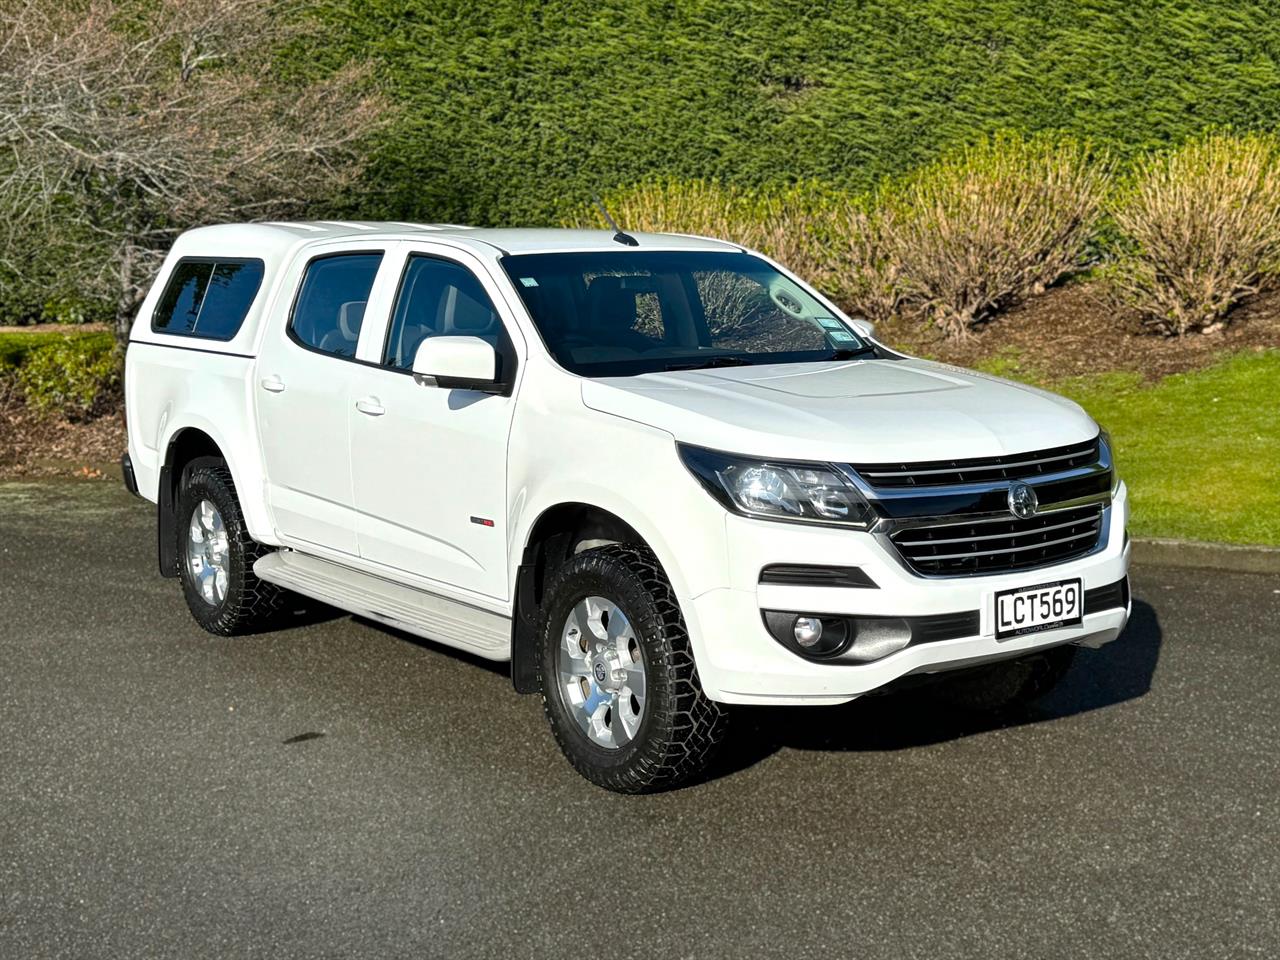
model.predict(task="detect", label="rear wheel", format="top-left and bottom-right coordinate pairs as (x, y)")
top-left (176, 458), bottom-right (287, 635)
top-left (537, 543), bottom-right (728, 793)
top-left (933, 644), bottom-right (1078, 712)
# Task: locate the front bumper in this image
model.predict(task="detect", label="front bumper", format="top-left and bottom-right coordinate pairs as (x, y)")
top-left (684, 483), bottom-right (1132, 706)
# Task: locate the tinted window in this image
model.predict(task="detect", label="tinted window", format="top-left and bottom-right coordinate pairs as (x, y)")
top-left (500, 251), bottom-right (868, 377)
top-left (383, 255), bottom-right (502, 370)
top-left (152, 259), bottom-right (263, 340)
top-left (290, 253), bottom-right (383, 358)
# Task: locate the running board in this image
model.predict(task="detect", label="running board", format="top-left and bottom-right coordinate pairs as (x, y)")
top-left (254, 551), bottom-right (510, 659)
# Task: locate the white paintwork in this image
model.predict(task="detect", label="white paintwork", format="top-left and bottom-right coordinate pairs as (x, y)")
top-left (125, 222), bottom-right (1131, 706)
top-left (412, 336), bottom-right (498, 384)
top-left (581, 357), bottom-right (1096, 464)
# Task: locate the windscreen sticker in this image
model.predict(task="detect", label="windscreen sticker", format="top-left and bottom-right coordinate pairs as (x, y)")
top-left (817, 317), bottom-right (845, 330)
top-left (519, 277), bottom-right (539, 287)
top-left (827, 330), bottom-right (858, 344)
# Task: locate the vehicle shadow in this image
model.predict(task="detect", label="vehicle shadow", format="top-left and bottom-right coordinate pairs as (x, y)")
top-left (241, 595), bottom-right (346, 634)
top-left (704, 598), bottom-right (1163, 783)
top-left (349, 615), bottom-right (514, 680)
top-left (321, 598), bottom-right (1162, 791)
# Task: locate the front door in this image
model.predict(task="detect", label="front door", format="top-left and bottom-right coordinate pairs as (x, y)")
top-left (348, 247), bottom-right (521, 600)
top-left (255, 248), bottom-right (388, 554)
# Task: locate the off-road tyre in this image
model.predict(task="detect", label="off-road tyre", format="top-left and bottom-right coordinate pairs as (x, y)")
top-left (176, 457), bottom-right (288, 636)
top-left (933, 643), bottom-right (1079, 712)
top-left (537, 543), bottom-right (729, 793)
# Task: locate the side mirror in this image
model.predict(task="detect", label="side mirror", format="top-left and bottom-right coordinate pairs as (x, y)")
top-left (412, 336), bottom-right (501, 392)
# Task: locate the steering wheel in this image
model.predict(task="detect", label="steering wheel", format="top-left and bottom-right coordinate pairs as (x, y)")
top-left (769, 286), bottom-right (806, 317)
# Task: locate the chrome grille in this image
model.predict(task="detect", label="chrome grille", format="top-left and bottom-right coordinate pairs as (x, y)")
top-left (889, 504), bottom-right (1104, 576)
top-left (854, 438), bottom-right (1100, 488)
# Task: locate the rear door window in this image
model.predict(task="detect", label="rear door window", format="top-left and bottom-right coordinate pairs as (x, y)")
top-left (289, 253), bottom-right (384, 359)
top-left (152, 258), bottom-right (264, 340)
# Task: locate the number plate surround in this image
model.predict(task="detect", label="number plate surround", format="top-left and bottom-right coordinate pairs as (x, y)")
top-left (994, 578), bottom-right (1083, 640)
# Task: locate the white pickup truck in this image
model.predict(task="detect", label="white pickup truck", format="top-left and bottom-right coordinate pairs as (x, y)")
top-left (123, 221), bottom-right (1131, 792)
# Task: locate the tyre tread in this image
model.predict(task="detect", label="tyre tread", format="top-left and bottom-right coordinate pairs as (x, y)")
top-left (178, 461), bottom-right (287, 636)
top-left (537, 543), bottom-right (728, 793)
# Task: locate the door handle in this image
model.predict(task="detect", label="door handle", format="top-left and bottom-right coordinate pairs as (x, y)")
top-left (355, 396), bottom-right (386, 417)
top-left (260, 375), bottom-right (286, 394)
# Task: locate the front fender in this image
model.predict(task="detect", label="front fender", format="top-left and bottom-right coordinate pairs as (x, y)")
top-left (508, 396), bottom-right (733, 691)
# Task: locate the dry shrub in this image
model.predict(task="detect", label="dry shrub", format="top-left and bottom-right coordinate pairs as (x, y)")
top-left (577, 178), bottom-right (827, 271)
top-left (577, 136), bottom-right (1108, 337)
top-left (573, 180), bottom-right (904, 325)
top-left (1104, 132), bottom-right (1280, 335)
top-left (882, 133), bottom-right (1111, 338)
top-left (821, 203), bottom-right (905, 325)
top-left (0, 0), bottom-right (390, 334)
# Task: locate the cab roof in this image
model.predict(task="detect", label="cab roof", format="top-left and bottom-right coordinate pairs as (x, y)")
top-left (172, 221), bottom-right (744, 260)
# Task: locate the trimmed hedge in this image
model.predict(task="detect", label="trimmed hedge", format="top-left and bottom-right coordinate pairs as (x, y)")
top-left (0, 331), bottom-right (119, 419)
top-left (320, 0), bottom-right (1280, 226)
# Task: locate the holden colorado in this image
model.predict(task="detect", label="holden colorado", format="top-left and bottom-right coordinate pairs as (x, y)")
top-left (123, 222), bottom-right (1131, 792)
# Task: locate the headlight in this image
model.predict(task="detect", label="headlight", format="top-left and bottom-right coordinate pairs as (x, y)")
top-left (679, 445), bottom-right (875, 528)
top-left (1099, 428), bottom-right (1121, 495)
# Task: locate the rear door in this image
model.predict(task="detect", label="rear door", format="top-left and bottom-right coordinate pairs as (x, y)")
top-left (348, 243), bottom-right (522, 600)
top-left (255, 245), bottom-right (395, 554)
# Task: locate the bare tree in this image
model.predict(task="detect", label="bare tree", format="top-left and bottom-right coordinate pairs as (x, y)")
top-left (0, 0), bottom-right (388, 336)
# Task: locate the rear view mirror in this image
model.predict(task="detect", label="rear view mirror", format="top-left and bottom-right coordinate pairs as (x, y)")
top-left (412, 336), bottom-right (501, 392)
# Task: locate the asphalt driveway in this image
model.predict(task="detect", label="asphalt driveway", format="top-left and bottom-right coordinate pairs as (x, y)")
top-left (1, 482), bottom-right (1276, 959)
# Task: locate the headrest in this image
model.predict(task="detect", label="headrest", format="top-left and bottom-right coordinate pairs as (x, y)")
top-left (452, 289), bottom-right (497, 333)
top-left (433, 285), bottom-right (498, 336)
top-left (338, 300), bottom-right (366, 340)
top-left (586, 275), bottom-right (637, 333)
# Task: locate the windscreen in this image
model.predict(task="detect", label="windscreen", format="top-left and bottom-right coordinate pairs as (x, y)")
top-left (499, 250), bottom-right (872, 376)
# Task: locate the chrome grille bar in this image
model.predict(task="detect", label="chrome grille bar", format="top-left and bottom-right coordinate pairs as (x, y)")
top-left (853, 438), bottom-right (1099, 488)
top-left (908, 529), bottom-right (1099, 562)
top-left (887, 503), bottom-right (1105, 576)
top-left (893, 513), bottom-right (1096, 547)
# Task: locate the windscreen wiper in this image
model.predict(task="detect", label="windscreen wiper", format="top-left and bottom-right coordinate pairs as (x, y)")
top-left (827, 345), bottom-right (878, 360)
top-left (663, 355), bottom-right (755, 371)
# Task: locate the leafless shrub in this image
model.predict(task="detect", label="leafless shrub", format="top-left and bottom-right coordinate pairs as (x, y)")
top-left (1103, 132), bottom-right (1280, 335)
top-left (0, 0), bottom-right (389, 335)
top-left (820, 202), bottom-right (906, 326)
top-left (882, 134), bottom-right (1111, 339)
top-left (574, 179), bottom-right (902, 325)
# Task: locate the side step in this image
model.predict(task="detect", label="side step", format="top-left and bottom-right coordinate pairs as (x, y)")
top-left (254, 551), bottom-right (510, 659)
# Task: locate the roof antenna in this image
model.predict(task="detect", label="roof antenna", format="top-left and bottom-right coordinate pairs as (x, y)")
top-left (593, 195), bottom-right (639, 246)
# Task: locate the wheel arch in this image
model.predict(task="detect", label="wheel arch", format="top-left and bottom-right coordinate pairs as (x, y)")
top-left (155, 426), bottom-right (225, 578)
top-left (509, 501), bottom-right (650, 694)
top-left (156, 422), bottom-right (272, 578)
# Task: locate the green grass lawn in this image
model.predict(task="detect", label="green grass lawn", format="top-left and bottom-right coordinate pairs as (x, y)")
top-left (3, 329), bottom-right (1276, 545)
top-left (981, 350), bottom-right (1280, 546)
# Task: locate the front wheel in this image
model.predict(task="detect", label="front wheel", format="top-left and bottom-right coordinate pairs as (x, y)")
top-left (537, 544), bottom-right (728, 793)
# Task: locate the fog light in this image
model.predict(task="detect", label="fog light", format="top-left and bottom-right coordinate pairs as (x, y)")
top-left (763, 611), bottom-right (851, 659)
top-left (793, 616), bottom-right (824, 648)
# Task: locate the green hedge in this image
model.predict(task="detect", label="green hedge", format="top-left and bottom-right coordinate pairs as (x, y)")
top-left (0, 331), bottom-right (119, 419)
top-left (319, 0), bottom-right (1280, 226)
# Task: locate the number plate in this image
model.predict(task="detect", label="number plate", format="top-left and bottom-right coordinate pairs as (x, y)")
top-left (994, 578), bottom-right (1083, 640)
